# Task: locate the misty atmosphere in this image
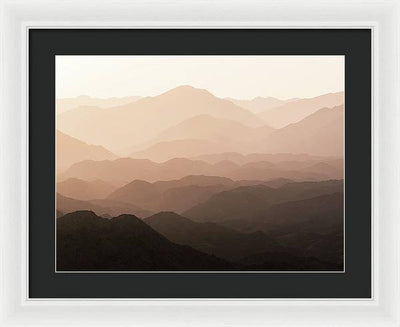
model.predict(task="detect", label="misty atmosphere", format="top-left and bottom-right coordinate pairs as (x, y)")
top-left (56, 56), bottom-right (344, 271)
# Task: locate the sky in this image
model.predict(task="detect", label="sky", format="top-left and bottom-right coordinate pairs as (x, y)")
top-left (56, 55), bottom-right (344, 100)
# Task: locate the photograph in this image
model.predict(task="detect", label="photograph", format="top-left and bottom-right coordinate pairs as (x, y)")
top-left (55, 55), bottom-right (344, 272)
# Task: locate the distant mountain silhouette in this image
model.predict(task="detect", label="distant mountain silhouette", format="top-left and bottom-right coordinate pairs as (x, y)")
top-left (57, 193), bottom-right (152, 218)
top-left (57, 211), bottom-right (232, 271)
top-left (258, 92), bottom-right (344, 128)
top-left (144, 212), bottom-right (282, 261)
top-left (226, 96), bottom-right (298, 113)
top-left (130, 115), bottom-right (275, 160)
top-left (183, 180), bottom-right (343, 223)
top-left (59, 156), bottom-right (340, 185)
top-left (57, 178), bottom-right (116, 200)
top-left (56, 130), bottom-right (117, 172)
top-left (56, 95), bottom-right (141, 114)
top-left (262, 105), bottom-right (343, 156)
top-left (57, 85), bottom-right (264, 154)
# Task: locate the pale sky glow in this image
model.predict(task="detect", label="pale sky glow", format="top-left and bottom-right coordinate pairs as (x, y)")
top-left (56, 55), bottom-right (344, 100)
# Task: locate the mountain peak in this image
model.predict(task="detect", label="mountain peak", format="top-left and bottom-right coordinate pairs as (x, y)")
top-left (161, 85), bottom-right (213, 98)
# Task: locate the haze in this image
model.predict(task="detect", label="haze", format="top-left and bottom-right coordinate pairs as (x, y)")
top-left (56, 55), bottom-right (345, 272)
top-left (56, 55), bottom-right (344, 100)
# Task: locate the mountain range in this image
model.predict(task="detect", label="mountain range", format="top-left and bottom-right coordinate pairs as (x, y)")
top-left (59, 155), bottom-right (342, 186)
top-left (106, 175), bottom-right (292, 213)
top-left (57, 210), bottom-right (342, 271)
top-left (56, 84), bottom-right (345, 271)
top-left (129, 104), bottom-right (342, 160)
top-left (56, 86), bottom-right (344, 168)
top-left (57, 85), bottom-right (265, 154)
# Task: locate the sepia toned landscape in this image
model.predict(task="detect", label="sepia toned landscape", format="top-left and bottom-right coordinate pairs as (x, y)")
top-left (56, 56), bottom-right (344, 271)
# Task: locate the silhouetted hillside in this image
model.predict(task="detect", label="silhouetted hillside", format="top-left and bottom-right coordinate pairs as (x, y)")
top-left (222, 192), bottom-right (344, 265)
top-left (144, 212), bottom-right (282, 261)
top-left (107, 175), bottom-right (294, 213)
top-left (184, 180), bottom-right (343, 223)
top-left (238, 251), bottom-right (342, 271)
top-left (57, 211), bottom-right (232, 271)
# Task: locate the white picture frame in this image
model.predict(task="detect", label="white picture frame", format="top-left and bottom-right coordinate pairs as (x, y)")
top-left (1, 0), bottom-right (399, 326)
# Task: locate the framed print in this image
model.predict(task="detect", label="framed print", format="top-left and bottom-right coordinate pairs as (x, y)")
top-left (56, 54), bottom-right (345, 274)
top-left (29, 28), bottom-right (369, 298)
top-left (1, 0), bottom-right (400, 326)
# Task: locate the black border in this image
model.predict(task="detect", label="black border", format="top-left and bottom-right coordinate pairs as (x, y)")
top-left (29, 29), bottom-right (371, 298)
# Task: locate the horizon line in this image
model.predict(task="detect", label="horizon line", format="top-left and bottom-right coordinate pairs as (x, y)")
top-left (56, 84), bottom-right (344, 102)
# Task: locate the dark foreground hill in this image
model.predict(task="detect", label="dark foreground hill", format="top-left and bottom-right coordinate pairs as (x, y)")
top-left (223, 192), bottom-right (344, 265)
top-left (144, 212), bottom-right (282, 261)
top-left (57, 211), bottom-right (232, 271)
top-left (238, 251), bottom-right (342, 271)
